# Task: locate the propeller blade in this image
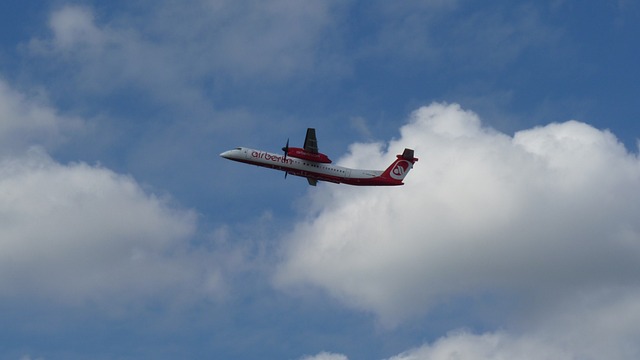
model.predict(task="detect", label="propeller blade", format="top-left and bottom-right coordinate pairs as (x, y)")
top-left (282, 138), bottom-right (289, 160)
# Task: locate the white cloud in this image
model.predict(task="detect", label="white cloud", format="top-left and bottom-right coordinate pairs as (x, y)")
top-left (0, 148), bottom-right (214, 305)
top-left (0, 74), bottom-right (223, 309)
top-left (299, 352), bottom-right (349, 360)
top-left (27, 1), bottom-right (562, 93)
top-left (29, 5), bottom-right (187, 99)
top-left (47, 6), bottom-right (105, 50)
top-left (306, 292), bottom-right (640, 360)
top-left (156, 0), bottom-right (346, 80)
top-left (28, 1), bottom-right (346, 98)
top-left (0, 78), bottom-right (83, 153)
top-left (383, 287), bottom-right (640, 359)
top-left (281, 102), bottom-right (640, 359)
top-left (277, 101), bottom-right (640, 315)
top-left (385, 331), bottom-right (573, 360)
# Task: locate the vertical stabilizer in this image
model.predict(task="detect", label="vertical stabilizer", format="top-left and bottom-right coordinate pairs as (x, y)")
top-left (380, 148), bottom-right (418, 184)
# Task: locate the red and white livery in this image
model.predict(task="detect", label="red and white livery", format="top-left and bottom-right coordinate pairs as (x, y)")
top-left (220, 128), bottom-right (417, 186)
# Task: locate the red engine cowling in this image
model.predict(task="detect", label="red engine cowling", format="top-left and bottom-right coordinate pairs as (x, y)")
top-left (286, 147), bottom-right (332, 163)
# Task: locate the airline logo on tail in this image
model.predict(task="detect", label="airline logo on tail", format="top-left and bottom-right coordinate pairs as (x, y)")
top-left (390, 160), bottom-right (411, 180)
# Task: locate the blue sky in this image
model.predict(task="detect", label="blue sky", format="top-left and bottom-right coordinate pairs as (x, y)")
top-left (1, 1), bottom-right (640, 359)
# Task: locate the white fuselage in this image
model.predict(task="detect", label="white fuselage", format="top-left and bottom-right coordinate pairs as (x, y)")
top-left (220, 147), bottom-right (393, 185)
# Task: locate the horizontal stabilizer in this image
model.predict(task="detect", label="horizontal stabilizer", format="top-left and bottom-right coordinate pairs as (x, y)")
top-left (401, 148), bottom-right (419, 163)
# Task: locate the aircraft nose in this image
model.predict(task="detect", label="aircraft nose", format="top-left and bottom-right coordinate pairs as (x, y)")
top-left (220, 150), bottom-right (232, 159)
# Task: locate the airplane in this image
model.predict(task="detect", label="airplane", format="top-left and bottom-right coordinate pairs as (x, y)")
top-left (220, 128), bottom-right (418, 186)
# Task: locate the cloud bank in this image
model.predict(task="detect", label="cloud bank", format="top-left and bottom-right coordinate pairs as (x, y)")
top-left (386, 331), bottom-right (573, 360)
top-left (0, 78), bottom-right (221, 309)
top-left (277, 103), bottom-right (640, 358)
top-left (0, 79), bottom-right (83, 153)
top-left (29, 2), bottom-right (344, 99)
top-left (0, 149), bottom-right (202, 303)
top-left (300, 352), bottom-right (349, 360)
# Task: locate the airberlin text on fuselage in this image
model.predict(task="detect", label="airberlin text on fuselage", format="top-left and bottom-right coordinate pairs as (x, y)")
top-left (251, 150), bottom-right (293, 165)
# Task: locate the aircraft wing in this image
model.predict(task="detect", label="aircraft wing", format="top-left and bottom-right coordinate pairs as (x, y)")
top-left (303, 128), bottom-right (319, 154)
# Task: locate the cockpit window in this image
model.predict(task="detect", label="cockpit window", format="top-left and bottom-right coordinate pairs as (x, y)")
top-left (235, 147), bottom-right (242, 150)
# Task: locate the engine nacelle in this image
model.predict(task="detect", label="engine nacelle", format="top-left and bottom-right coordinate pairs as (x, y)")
top-left (286, 147), bottom-right (332, 163)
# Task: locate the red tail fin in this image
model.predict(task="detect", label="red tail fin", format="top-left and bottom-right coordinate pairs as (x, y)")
top-left (380, 148), bottom-right (418, 184)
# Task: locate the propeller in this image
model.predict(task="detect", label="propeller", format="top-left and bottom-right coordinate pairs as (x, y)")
top-left (282, 138), bottom-right (289, 179)
top-left (281, 138), bottom-right (289, 160)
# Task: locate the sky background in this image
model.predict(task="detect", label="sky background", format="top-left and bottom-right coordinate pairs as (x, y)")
top-left (0, 1), bottom-right (639, 359)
